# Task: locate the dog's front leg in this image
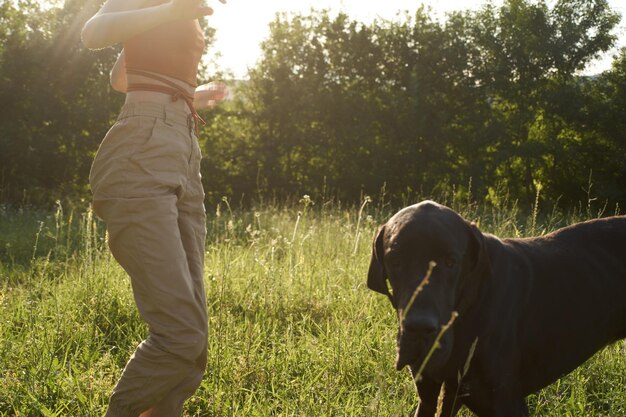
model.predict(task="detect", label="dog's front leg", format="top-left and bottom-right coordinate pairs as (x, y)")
top-left (414, 377), bottom-right (440, 417)
top-left (414, 377), bottom-right (462, 417)
top-left (415, 376), bottom-right (454, 417)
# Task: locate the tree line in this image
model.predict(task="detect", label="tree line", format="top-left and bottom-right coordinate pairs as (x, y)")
top-left (1, 0), bottom-right (625, 210)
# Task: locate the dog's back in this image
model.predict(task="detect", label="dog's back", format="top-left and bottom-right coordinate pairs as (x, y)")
top-left (501, 216), bottom-right (626, 394)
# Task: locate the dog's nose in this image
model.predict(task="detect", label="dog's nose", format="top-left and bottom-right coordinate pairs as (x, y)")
top-left (402, 314), bottom-right (439, 336)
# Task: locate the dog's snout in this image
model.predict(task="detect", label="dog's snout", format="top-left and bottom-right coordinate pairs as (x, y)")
top-left (402, 314), bottom-right (439, 336)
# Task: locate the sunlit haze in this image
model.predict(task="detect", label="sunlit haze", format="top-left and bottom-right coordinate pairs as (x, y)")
top-left (34, 0), bottom-right (626, 78)
top-left (207, 0), bottom-right (626, 79)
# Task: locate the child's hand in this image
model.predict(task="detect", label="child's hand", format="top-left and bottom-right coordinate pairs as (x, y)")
top-left (168, 0), bottom-right (214, 20)
top-left (194, 82), bottom-right (228, 109)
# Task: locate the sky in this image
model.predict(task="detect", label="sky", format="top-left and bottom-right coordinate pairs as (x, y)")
top-left (207, 0), bottom-right (626, 78)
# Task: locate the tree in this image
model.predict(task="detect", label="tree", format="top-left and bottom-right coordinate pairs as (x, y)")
top-left (240, 9), bottom-right (498, 202)
top-left (467, 0), bottom-right (620, 202)
top-left (0, 0), bottom-right (121, 206)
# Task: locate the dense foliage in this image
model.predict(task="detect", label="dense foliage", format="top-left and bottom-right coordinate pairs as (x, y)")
top-left (1, 0), bottom-right (624, 209)
top-left (0, 0), bottom-right (119, 205)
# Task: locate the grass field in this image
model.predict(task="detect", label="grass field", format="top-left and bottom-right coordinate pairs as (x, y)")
top-left (0, 197), bottom-right (624, 416)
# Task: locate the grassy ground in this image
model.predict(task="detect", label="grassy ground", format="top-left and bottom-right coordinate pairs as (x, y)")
top-left (0, 198), bottom-right (624, 416)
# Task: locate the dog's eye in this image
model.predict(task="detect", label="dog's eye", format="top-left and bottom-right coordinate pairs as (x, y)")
top-left (444, 256), bottom-right (457, 268)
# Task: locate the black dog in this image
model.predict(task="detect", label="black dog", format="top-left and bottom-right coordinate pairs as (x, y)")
top-left (368, 201), bottom-right (626, 417)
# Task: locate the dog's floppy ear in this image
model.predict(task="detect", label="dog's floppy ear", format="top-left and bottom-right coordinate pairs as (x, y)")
top-left (368, 225), bottom-right (396, 307)
top-left (467, 223), bottom-right (489, 274)
top-left (456, 222), bottom-right (491, 313)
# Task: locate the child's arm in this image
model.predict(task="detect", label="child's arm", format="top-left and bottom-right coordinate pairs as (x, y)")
top-left (81, 0), bottom-right (214, 49)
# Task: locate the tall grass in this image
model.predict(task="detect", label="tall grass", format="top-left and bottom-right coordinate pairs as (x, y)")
top-left (0, 197), bottom-right (624, 416)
